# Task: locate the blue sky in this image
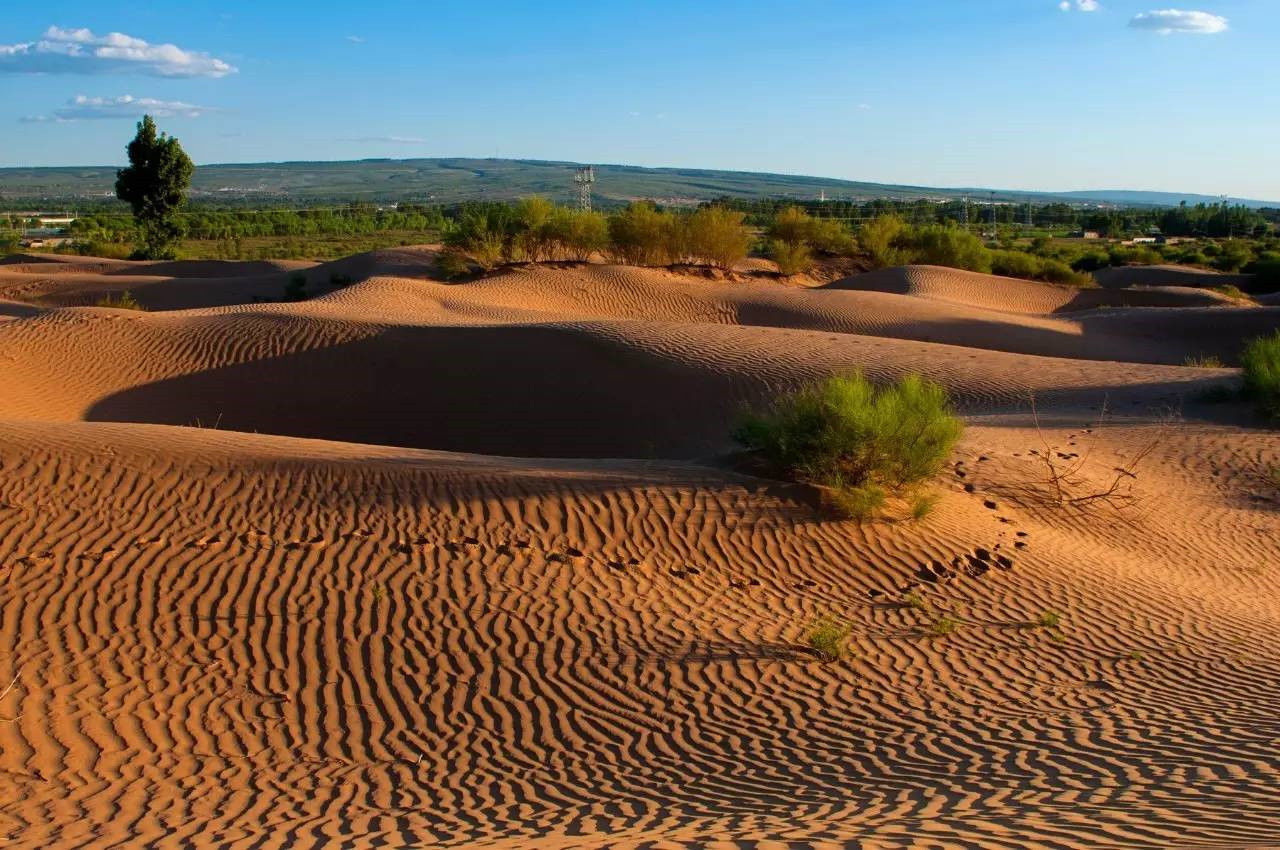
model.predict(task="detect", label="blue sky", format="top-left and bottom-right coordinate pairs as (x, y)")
top-left (2, 1), bottom-right (1277, 199)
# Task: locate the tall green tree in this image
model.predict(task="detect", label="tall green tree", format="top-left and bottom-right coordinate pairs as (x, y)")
top-left (114, 115), bottom-right (194, 259)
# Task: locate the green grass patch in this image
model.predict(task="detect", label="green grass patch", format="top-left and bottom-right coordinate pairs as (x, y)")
top-left (734, 373), bottom-right (963, 522)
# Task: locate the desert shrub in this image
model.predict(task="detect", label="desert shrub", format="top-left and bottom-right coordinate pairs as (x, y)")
top-left (607, 202), bottom-right (677, 266)
top-left (544, 208), bottom-right (608, 261)
top-left (989, 249), bottom-right (1039, 279)
top-left (1034, 611), bottom-right (1062, 630)
top-left (823, 483), bottom-right (886, 521)
top-left (445, 208), bottom-right (515, 269)
top-left (73, 239), bottom-right (135, 260)
top-left (768, 206), bottom-right (854, 256)
top-left (94, 290), bottom-right (145, 310)
top-left (685, 206), bottom-right (751, 270)
top-left (1212, 242), bottom-right (1254, 273)
top-left (899, 225), bottom-right (991, 273)
top-left (1109, 245), bottom-right (1161, 266)
top-left (1072, 250), bottom-right (1111, 272)
top-left (1042, 259), bottom-right (1095, 287)
top-left (466, 229), bottom-right (506, 270)
top-left (1213, 284), bottom-right (1253, 302)
top-left (769, 239), bottom-right (814, 275)
top-left (808, 217), bottom-right (856, 255)
top-left (859, 214), bottom-right (909, 269)
top-left (927, 616), bottom-right (962, 637)
top-left (733, 373), bottom-right (964, 521)
top-left (768, 206), bottom-right (812, 247)
top-left (806, 615), bottom-right (853, 662)
top-left (512, 196), bottom-right (556, 261)
top-left (909, 492), bottom-right (940, 521)
top-left (435, 248), bottom-right (472, 279)
top-left (1184, 354), bottom-right (1224, 368)
top-left (1241, 331), bottom-right (1280, 421)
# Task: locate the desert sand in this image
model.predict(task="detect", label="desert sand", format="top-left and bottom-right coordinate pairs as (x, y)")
top-left (0, 250), bottom-right (1278, 848)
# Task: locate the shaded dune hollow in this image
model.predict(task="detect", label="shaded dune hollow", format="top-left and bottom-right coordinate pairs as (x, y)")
top-left (0, 251), bottom-right (1278, 848)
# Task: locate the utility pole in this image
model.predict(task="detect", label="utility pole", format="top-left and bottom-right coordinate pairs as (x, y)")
top-left (573, 166), bottom-right (595, 212)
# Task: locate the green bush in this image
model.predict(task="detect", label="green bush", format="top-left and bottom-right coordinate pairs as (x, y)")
top-left (544, 208), bottom-right (609, 262)
top-left (1242, 331), bottom-right (1280, 421)
top-left (435, 248), bottom-right (472, 279)
top-left (1213, 284), bottom-right (1253, 303)
top-left (989, 250), bottom-right (1094, 287)
top-left (768, 206), bottom-right (854, 256)
top-left (806, 615), bottom-right (853, 662)
top-left (607, 202), bottom-right (676, 266)
top-left (685, 206), bottom-right (751, 270)
top-left (859, 214), bottom-right (909, 269)
top-left (902, 225), bottom-right (991, 272)
top-left (989, 249), bottom-right (1040, 279)
top-left (733, 373), bottom-right (964, 521)
top-left (769, 239), bottom-right (814, 275)
top-left (94, 291), bottom-right (145, 310)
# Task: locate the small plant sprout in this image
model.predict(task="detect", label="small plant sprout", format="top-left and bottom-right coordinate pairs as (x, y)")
top-left (910, 492), bottom-right (941, 522)
top-left (806, 615), bottom-right (854, 662)
top-left (1035, 611), bottom-right (1062, 630)
top-left (927, 616), bottom-right (963, 638)
top-left (94, 290), bottom-right (145, 310)
top-left (371, 583), bottom-right (386, 604)
top-left (902, 591), bottom-right (930, 612)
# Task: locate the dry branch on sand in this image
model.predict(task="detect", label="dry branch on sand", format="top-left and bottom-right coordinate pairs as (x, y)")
top-left (1000, 395), bottom-right (1166, 522)
top-left (0, 674), bottom-right (20, 723)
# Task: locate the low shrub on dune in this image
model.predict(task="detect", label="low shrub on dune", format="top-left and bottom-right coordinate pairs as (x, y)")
top-left (733, 373), bottom-right (964, 521)
top-left (684, 206), bottom-right (752, 270)
top-left (93, 291), bottom-right (145, 310)
top-left (1242, 331), bottom-right (1280, 422)
top-left (768, 239), bottom-right (814, 275)
top-left (607, 202), bottom-right (677, 267)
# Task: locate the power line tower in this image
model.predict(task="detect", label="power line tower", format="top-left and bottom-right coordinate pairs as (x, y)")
top-left (573, 166), bottom-right (595, 212)
top-left (960, 197), bottom-right (969, 228)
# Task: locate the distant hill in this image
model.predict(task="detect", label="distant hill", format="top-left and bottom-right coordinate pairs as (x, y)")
top-left (1055, 190), bottom-right (1277, 209)
top-left (1, 157), bottom-right (1275, 209)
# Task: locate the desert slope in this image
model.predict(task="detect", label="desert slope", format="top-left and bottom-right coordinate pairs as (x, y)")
top-left (0, 418), bottom-right (1278, 848)
top-left (0, 251), bottom-right (1278, 848)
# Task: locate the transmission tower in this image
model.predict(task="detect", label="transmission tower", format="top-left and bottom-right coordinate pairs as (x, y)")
top-left (573, 166), bottom-right (595, 212)
top-left (960, 197), bottom-right (969, 228)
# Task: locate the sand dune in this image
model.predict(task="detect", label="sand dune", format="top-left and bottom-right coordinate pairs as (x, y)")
top-left (0, 251), bottom-right (1277, 847)
top-left (1093, 263), bottom-right (1257, 292)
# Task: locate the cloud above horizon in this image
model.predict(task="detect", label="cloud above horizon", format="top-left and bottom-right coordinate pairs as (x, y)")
top-left (1129, 9), bottom-right (1228, 34)
top-left (1058, 1), bottom-right (1099, 12)
top-left (0, 26), bottom-right (235, 77)
top-left (21, 94), bottom-right (215, 123)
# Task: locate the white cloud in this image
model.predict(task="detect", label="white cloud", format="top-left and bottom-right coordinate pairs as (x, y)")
top-left (346, 35), bottom-right (366, 43)
top-left (0, 26), bottom-right (235, 77)
top-left (21, 94), bottom-right (214, 122)
top-left (1129, 9), bottom-right (1228, 34)
top-left (1059, 1), bottom-right (1099, 11)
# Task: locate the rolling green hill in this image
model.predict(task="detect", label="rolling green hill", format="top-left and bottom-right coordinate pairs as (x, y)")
top-left (1, 157), bottom-right (1275, 209)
